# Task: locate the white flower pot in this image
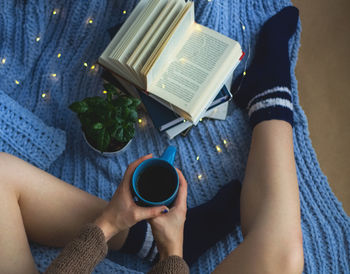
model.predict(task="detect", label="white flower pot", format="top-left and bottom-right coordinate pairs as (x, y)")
top-left (82, 131), bottom-right (132, 157)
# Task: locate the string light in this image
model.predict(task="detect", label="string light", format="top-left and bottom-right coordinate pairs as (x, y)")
top-left (36, 36), bottom-right (41, 42)
top-left (52, 9), bottom-right (58, 15)
top-left (123, 10), bottom-right (127, 14)
top-left (196, 156), bottom-right (200, 161)
top-left (41, 93), bottom-right (47, 98)
top-left (243, 71), bottom-right (246, 76)
top-left (15, 80), bottom-right (20, 85)
top-left (1, 58), bottom-right (5, 64)
top-left (83, 62), bottom-right (88, 67)
top-left (197, 174), bottom-right (203, 180)
top-left (223, 139), bottom-right (227, 145)
top-left (138, 118), bottom-right (142, 124)
top-left (57, 53), bottom-right (62, 58)
top-left (216, 145), bottom-right (222, 153)
top-left (51, 73), bottom-right (57, 77)
top-left (88, 19), bottom-right (93, 24)
top-left (90, 65), bottom-right (96, 70)
top-left (102, 90), bottom-right (108, 94)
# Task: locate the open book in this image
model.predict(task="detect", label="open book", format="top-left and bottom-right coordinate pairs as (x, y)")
top-left (99, 0), bottom-right (243, 124)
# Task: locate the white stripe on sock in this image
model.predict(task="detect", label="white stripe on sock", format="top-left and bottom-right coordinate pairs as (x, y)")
top-left (149, 246), bottom-right (159, 262)
top-left (249, 98), bottom-right (293, 117)
top-left (247, 86), bottom-right (291, 109)
top-left (137, 223), bottom-right (154, 259)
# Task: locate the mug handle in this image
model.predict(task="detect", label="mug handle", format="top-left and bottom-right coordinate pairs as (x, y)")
top-left (160, 146), bottom-right (176, 165)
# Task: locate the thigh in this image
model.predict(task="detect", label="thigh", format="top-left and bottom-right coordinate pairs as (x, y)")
top-left (0, 181), bottom-right (38, 274)
top-left (0, 152), bottom-right (107, 247)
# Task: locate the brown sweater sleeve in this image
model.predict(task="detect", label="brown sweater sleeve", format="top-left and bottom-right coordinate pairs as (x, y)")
top-left (44, 223), bottom-right (108, 274)
top-left (148, 256), bottom-right (190, 274)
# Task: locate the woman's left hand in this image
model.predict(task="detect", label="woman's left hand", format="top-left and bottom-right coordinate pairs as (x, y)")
top-left (94, 154), bottom-right (169, 241)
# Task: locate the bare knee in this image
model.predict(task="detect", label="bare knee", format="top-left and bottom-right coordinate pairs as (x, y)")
top-left (266, 238), bottom-right (304, 274)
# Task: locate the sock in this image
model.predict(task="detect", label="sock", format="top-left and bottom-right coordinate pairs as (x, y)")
top-left (120, 180), bottom-right (241, 267)
top-left (233, 6), bottom-right (299, 128)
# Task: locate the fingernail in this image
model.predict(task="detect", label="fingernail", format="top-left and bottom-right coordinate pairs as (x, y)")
top-left (162, 209), bottom-right (168, 214)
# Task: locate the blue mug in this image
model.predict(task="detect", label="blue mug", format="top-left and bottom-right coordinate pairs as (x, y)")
top-left (131, 146), bottom-right (179, 207)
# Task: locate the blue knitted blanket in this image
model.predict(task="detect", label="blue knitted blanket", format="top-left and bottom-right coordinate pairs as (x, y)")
top-left (0, 0), bottom-right (349, 273)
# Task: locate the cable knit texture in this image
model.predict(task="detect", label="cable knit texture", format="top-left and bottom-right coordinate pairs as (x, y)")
top-left (148, 256), bottom-right (190, 274)
top-left (0, 0), bottom-right (349, 273)
top-left (44, 224), bottom-right (108, 274)
top-left (0, 89), bottom-right (66, 170)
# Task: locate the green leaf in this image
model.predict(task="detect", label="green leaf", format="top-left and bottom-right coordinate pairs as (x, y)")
top-left (69, 101), bottom-right (89, 114)
top-left (122, 107), bottom-right (131, 120)
top-left (93, 122), bottom-right (103, 130)
top-left (114, 127), bottom-right (124, 142)
top-left (128, 110), bottom-right (138, 122)
top-left (103, 83), bottom-right (118, 95)
top-left (131, 97), bottom-right (141, 108)
top-left (96, 128), bottom-right (111, 152)
top-left (123, 123), bottom-right (135, 142)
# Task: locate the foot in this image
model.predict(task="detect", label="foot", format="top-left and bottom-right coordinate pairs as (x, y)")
top-left (233, 6), bottom-right (299, 128)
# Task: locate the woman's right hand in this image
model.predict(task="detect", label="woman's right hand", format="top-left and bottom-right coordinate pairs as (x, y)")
top-left (149, 169), bottom-right (188, 261)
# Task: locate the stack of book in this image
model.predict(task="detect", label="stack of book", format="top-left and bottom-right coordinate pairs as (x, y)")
top-left (99, 0), bottom-right (243, 138)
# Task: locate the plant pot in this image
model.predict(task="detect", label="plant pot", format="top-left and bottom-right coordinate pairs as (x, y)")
top-left (82, 131), bottom-right (132, 157)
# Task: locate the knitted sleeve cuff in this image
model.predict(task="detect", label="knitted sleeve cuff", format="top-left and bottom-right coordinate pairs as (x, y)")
top-left (148, 256), bottom-right (190, 274)
top-left (0, 89), bottom-right (66, 170)
top-left (44, 223), bottom-right (108, 274)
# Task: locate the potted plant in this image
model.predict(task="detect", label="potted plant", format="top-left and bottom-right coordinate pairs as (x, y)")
top-left (69, 83), bottom-right (141, 155)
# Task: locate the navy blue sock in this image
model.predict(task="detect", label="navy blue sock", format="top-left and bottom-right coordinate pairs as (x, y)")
top-left (233, 6), bottom-right (299, 128)
top-left (120, 180), bottom-right (241, 266)
top-left (183, 180), bottom-right (241, 266)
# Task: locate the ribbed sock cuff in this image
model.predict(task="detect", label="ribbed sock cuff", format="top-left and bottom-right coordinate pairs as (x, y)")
top-left (120, 221), bottom-right (158, 262)
top-left (247, 86), bottom-right (293, 128)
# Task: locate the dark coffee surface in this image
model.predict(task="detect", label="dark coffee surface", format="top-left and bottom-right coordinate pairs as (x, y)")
top-left (137, 165), bottom-right (177, 202)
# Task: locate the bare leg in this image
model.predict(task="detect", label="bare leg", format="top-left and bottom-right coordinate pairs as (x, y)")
top-left (0, 152), bottom-right (128, 273)
top-left (213, 121), bottom-right (304, 274)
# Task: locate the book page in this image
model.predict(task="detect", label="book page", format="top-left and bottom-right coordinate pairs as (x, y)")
top-left (99, 0), bottom-right (148, 83)
top-left (149, 24), bottom-right (242, 123)
top-left (141, 2), bottom-right (193, 84)
top-left (109, 0), bottom-right (166, 63)
top-left (128, 0), bottom-right (184, 78)
top-left (127, 0), bottom-right (177, 69)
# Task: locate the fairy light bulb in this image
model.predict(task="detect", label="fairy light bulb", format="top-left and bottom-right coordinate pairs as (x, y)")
top-left (243, 71), bottom-right (247, 76)
top-left (90, 65), bottom-right (95, 70)
top-left (216, 145), bottom-right (222, 153)
top-left (36, 36), bottom-right (41, 42)
top-left (1, 58), bottom-right (5, 64)
top-left (15, 80), bottom-right (20, 85)
top-left (83, 62), bottom-right (88, 67)
top-left (123, 10), bottom-right (127, 14)
top-left (102, 90), bottom-right (108, 94)
top-left (138, 118), bottom-right (143, 124)
top-left (242, 25), bottom-right (246, 31)
top-left (51, 73), bottom-right (57, 78)
top-left (53, 9), bottom-right (58, 15)
top-left (198, 174), bottom-right (203, 180)
top-left (196, 156), bottom-right (200, 161)
top-left (88, 19), bottom-right (93, 24)
top-left (57, 53), bottom-right (61, 58)
top-left (41, 93), bottom-right (47, 98)
top-left (223, 139), bottom-right (227, 145)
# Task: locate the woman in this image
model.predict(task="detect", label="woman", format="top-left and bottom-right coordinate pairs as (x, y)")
top-left (0, 6), bottom-right (303, 274)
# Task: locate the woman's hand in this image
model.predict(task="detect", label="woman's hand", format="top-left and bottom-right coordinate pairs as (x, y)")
top-left (149, 169), bottom-right (188, 260)
top-left (94, 154), bottom-right (169, 241)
